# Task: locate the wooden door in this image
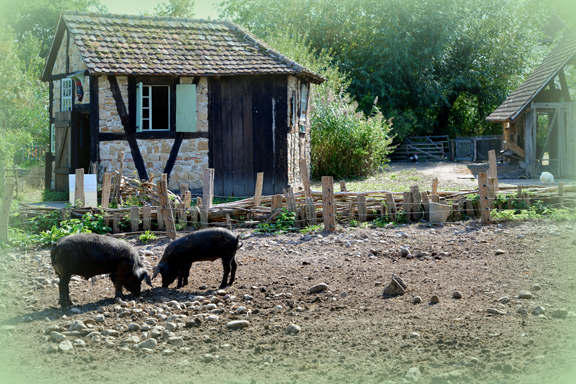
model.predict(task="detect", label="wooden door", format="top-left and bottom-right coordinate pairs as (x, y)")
top-left (209, 76), bottom-right (288, 197)
top-left (54, 111), bottom-right (72, 191)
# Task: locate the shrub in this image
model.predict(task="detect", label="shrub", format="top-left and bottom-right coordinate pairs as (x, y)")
top-left (311, 92), bottom-right (394, 179)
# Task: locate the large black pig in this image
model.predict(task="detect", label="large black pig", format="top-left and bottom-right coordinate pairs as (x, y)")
top-left (152, 228), bottom-right (242, 289)
top-left (51, 233), bottom-right (152, 307)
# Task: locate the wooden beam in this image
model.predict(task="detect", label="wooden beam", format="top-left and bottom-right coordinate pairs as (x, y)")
top-left (164, 133), bottom-right (184, 181)
top-left (253, 172), bottom-right (264, 206)
top-left (478, 172), bottom-right (490, 224)
top-left (558, 68), bottom-right (572, 102)
top-left (108, 75), bottom-right (148, 181)
top-left (505, 140), bottom-right (525, 158)
top-left (322, 176), bottom-right (336, 231)
top-left (99, 131), bottom-right (209, 141)
top-left (74, 168), bottom-right (85, 207)
top-left (90, 75), bottom-right (99, 163)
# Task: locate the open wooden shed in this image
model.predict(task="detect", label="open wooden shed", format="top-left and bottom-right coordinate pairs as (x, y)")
top-left (41, 11), bottom-right (324, 196)
top-left (486, 25), bottom-right (576, 178)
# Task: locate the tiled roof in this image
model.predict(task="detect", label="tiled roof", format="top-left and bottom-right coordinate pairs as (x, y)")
top-left (44, 11), bottom-right (324, 83)
top-left (486, 25), bottom-right (576, 122)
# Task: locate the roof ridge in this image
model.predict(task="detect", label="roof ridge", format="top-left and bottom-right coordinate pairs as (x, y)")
top-left (61, 10), bottom-right (226, 24)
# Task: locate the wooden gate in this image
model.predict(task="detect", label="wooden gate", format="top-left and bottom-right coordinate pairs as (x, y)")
top-left (54, 111), bottom-right (72, 191)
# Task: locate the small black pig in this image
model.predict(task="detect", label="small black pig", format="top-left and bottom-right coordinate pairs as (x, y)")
top-left (51, 233), bottom-right (151, 307)
top-left (152, 228), bottom-right (242, 289)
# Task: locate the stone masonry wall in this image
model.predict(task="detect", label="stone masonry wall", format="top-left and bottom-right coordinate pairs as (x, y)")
top-left (98, 77), bottom-right (209, 190)
top-left (286, 76), bottom-right (311, 192)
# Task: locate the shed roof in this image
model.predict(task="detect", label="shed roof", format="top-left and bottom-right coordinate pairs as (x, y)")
top-left (486, 25), bottom-right (576, 123)
top-left (41, 11), bottom-right (325, 83)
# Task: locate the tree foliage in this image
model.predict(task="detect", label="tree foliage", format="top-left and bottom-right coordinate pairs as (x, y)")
top-left (219, 0), bottom-right (551, 140)
top-left (154, 0), bottom-right (195, 18)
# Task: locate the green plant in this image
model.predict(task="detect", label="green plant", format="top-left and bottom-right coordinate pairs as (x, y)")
top-left (255, 209), bottom-right (297, 234)
top-left (175, 222), bottom-right (185, 231)
top-left (139, 230), bottom-right (158, 244)
top-left (124, 195), bottom-right (143, 207)
top-left (41, 189), bottom-right (69, 201)
top-left (373, 216), bottom-right (390, 227)
top-left (300, 224), bottom-right (323, 233)
top-left (394, 210), bottom-right (408, 224)
top-left (349, 219), bottom-right (359, 227)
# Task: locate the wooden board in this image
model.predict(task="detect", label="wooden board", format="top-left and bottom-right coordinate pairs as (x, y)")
top-left (54, 112), bottom-right (72, 192)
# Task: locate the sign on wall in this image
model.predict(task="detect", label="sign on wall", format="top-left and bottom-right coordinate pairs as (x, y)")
top-left (69, 174), bottom-right (98, 207)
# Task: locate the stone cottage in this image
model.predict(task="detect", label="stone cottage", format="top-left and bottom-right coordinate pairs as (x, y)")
top-left (41, 11), bottom-right (324, 196)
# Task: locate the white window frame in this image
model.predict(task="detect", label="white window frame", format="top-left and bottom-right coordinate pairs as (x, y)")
top-left (136, 83), bottom-right (170, 132)
top-left (61, 78), bottom-right (73, 112)
top-left (299, 84), bottom-right (309, 133)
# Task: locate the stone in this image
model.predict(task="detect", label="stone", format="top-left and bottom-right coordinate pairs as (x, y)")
top-left (552, 309), bottom-right (569, 319)
top-left (136, 338), bottom-right (157, 350)
top-left (47, 344), bottom-right (59, 354)
top-left (430, 295), bottom-right (440, 304)
top-left (495, 249), bottom-right (505, 255)
top-left (432, 370), bottom-right (465, 381)
top-left (532, 284), bottom-right (542, 291)
top-left (203, 354), bottom-right (216, 362)
top-left (487, 308), bottom-right (506, 315)
top-left (498, 296), bottom-right (510, 304)
top-left (385, 223), bottom-right (394, 229)
top-left (128, 323), bottom-right (141, 331)
top-left (412, 296), bottom-right (422, 304)
top-left (122, 336), bottom-right (141, 344)
top-left (404, 367), bottom-right (421, 383)
top-left (287, 324), bottom-right (301, 334)
top-left (399, 248), bottom-right (411, 258)
top-left (207, 315), bottom-right (219, 322)
top-left (72, 339), bottom-right (86, 347)
top-left (532, 306), bottom-right (545, 315)
top-left (309, 283), bottom-right (328, 293)
top-left (453, 291), bottom-right (463, 299)
top-left (50, 332), bottom-right (66, 342)
top-left (68, 320), bottom-right (87, 332)
top-left (518, 291), bottom-right (533, 299)
top-left (102, 329), bottom-right (119, 337)
top-left (226, 320), bottom-right (250, 330)
top-left (94, 314), bottom-right (105, 322)
top-left (383, 274), bottom-right (407, 296)
top-left (216, 290), bottom-right (227, 296)
top-left (167, 336), bottom-right (184, 347)
top-left (58, 340), bottom-right (73, 352)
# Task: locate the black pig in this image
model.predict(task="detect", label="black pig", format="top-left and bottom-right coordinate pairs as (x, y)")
top-left (152, 228), bottom-right (242, 289)
top-left (51, 233), bottom-right (152, 307)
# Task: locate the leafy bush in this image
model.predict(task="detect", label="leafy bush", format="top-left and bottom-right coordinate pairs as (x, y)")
top-left (255, 209), bottom-right (297, 234)
top-left (311, 94), bottom-right (394, 179)
top-left (41, 189), bottom-right (69, 202)
top-left (139, 230), bottom-right (158, 244)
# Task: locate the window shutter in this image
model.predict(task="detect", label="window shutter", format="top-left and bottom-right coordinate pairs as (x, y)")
top-left (136, 82), bottom-right (143, 132)
top-left (176, 84), bottom-right (196, 132)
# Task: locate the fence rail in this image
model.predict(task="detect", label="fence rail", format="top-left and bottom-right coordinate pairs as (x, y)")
top-left (454, 135), bottom-right (503, 162)
top-left (14, 144), bottom-right (48, 164)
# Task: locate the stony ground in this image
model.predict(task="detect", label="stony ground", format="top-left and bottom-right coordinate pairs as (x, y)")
top-left (1, 220), bottom-right (576, 384)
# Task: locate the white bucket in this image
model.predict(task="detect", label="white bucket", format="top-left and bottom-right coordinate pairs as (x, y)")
top-left (429, 202), bottom-right (452, 223)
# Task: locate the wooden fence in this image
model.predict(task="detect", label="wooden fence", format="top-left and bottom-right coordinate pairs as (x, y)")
top-left (4, 151), bottom-right (575, 239)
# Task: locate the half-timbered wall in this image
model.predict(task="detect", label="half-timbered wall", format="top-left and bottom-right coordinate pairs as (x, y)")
top-left (98, 76), bottom-right (209, 190)
top-left (286, 76), bottom-right (311, 192)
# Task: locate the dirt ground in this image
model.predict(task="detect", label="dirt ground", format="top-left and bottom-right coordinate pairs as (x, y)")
top-left (1, 219), bottom-right (576, 384)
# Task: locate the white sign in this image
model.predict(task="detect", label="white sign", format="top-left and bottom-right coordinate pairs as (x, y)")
top-left (69, 174), bottom-right (98, 207)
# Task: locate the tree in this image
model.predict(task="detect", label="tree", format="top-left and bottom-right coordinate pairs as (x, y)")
top-left (155, 0), bottom-right (195, 18)
top-left (219, 0), bottom-right (550, 140)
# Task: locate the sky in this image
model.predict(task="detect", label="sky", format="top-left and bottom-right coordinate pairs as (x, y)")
top-left (98, 0), bottom-right (221, 19)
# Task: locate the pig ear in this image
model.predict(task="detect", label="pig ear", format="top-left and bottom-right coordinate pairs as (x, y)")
top-left (152, 263), bottom-right (165, 280)
top-left (142, 271), bottom-right (152, 287)
top-left (136, 268), bottom-right (152, 286)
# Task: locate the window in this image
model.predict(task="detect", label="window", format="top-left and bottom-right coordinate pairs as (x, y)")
top-left (62, 78), bottom-right (73, 111)
top-left (299, 84), bottom-right (309, 133)
top-left (136, 83), bottom-right (170, 131)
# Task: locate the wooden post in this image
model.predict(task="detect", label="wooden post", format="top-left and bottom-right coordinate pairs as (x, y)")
top-left (488, 149), bottom-right (499, 192)
top-left (299, 159), bottom-right (312, 199)
top-left (322, 176), bottom-right (336, 232)
top-left (199, 208), bottom-right (209, 229)
top-left (254, 172), bottom-right (264, 206)
top-left (157, 209), bottom-right (165, 230)
top-left (432, 178), bottom-right (438, 196)
top-left (271, 195), bottom-right (283, 211)
top-left (452, 202), bottom-right (460, 221)
top-left (283, 188), bottom-right (297, 213)
top-left (225, 214), bottom-right (232, 230)
top-left (113, 151), bottom-right (125, 206)
top-left (421, 191), bottom-right (429, 220)
top-left (431, 194), bottom-right (440, 203)
top-left (507, 198), bottom-right (513, 210)
top-left (523, 192), bottom-right (531, 207)
top-left (466, 199), bottom-right (475, 217)
top-left (0, 182), bottom-right (15, 243)
top-left (191, 207), bottom-right (199, 228)
top-left (177, 201), bottom-right (187, 228)
top-left (558, 182), bottom-right (564, 208)
top-left (488, 177), bottom-right (496, 208)
top-left (184, 191), bottom-right (192, 208)
top-left (91, 163), bottom-right (97, 175)
top-left (158, 174), bottom-right (176, 239)
top-left (403, 192), bottom-right (412, 221)
top-left (305, 197), bottom-right (316, 225)
top-left (517, 185), bottom-right (522, 200)
top-left (339, 180), bottom-right (347, 192)
top-left (348, 202), bottom-right (356, 223)
top-left (101, 173), bottom-right (112, 208)
top-left (411, 185), bottom-right (421, 221)
top-left (450, 139), bottom-right (455, 161)
top-left (44, 153), bottom-right (53, 192)
top-left (203, 168), bottom-right (214, 209)
top-left (478, 172), bottom-right (490, 224)
top-left (143, 205), bottom-right (151, 231)
top-left (130, 205), bottom-right (139, 232)
top-left (525, 108), bottom-right (536, 178)
top-left (357, 193), bottom-right (367, 222)
top-left (113, 212), bottom-right (120, 234)
top-left (74, 168), bottom-right (85, 207)
top-left (180, 183), bottom-right (189, 200)
top-left (473, 137), bottom-right (477, 162)
top-left (385, 193), bottom-right (397, 221)
top-left (1, 163), bottom-right (5, 196)
top-left (381, 201), bottom-right (387, 220)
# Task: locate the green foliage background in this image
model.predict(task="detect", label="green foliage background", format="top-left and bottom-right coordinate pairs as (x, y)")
top-left (219, 0), bottom-right (564, 141)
